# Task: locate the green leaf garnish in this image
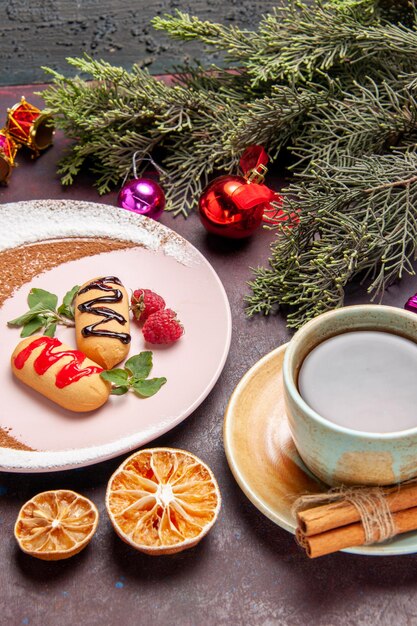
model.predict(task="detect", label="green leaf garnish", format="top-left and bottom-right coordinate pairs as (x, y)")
top-left (100, 352), bottom-right (166, 399)
top-left (100, 369), bottom-right (129, 386)
top-left (7, 285), bottom-right (78, 337)
top-left (28, 288), bottom-right (58, 311)
top-left (7, 302), bottom-right (47, 327)
top-left (44, 322), bottom-right (57, 338)
top-left (20, 317), bottom-right (45, 338)
top-left (62, 285), bottom-right (80, 309)
top-left (110, 386), bottom-right (129, 396)
top-left (132, 377), bottom-right (167, 398)
top-left (125, 352), bottom-right (153, 380)
top-left (57, 285), bottom-right (80, 319)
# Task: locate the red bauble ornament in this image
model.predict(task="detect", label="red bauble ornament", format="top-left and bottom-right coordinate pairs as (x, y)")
top-left (199, 175), bottom-right (274, 239)
top-left (198, 145), bottom-right (280, 239)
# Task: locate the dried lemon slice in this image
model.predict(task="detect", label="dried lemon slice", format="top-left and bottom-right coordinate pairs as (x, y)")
top-left (106, 448), bottom-right (221, 555)
top-left (14, 490), bottom-right (99, 560)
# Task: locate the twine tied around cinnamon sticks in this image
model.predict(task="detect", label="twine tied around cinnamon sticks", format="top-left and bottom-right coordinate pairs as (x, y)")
top-left (292, 481), bottom-right (417, 558)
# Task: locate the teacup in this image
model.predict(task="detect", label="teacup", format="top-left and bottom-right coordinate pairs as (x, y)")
top-left (283, 304), bottom-right (417, 486)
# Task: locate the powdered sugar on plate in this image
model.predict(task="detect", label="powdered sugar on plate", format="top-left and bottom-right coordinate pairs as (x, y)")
top-left (0, 199), bottom-right (195, 266)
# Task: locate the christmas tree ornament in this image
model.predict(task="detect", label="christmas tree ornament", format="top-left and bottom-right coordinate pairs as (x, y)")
top-left (117, 152), bottom-right (166, 220)
top-left (6, 96), bottom-right (54, 157)
top-left (405, 293), bottom-right (417, 313)
top-left (118, 178), bottom-right (165, 219)
top-left (0, 128), bottom-right (19, 185)
top-left (198, 145), bottom-right (282, 239)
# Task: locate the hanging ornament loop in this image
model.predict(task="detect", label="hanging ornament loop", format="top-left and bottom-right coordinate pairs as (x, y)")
top-left (123, 150), bottom-right (169, 186)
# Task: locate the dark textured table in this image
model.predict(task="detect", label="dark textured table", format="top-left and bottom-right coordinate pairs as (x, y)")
top-left (1, 86), bottom-right (417, 626)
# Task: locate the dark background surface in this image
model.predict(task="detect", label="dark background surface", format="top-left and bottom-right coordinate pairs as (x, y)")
top-left (2, 85), bottom-right (417, 626)
top-left (2, 3), bottom-right (417, 622)
top-left (0, 0), bottom-right (280, 86)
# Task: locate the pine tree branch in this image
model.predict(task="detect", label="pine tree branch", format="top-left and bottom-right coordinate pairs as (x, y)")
top-left (39, 2), bottom-right (417, 327)
top-left (152, 10), bottom-right (256, 60)
top-left (292, 80), bottom-right (417, 166)
top-left (247, 151), bottom-right (417, 327)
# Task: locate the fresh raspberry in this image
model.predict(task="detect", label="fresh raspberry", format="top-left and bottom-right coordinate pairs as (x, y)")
top-left (142, 309), bottom-right (184, 344)
top-left (131, 289), bottom-right (165, 323)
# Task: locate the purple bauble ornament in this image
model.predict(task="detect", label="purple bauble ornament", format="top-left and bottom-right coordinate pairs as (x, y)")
top-left (405, 293), bottom-right (417, 313)
top-left (117, 178), bottom-right (165, 220)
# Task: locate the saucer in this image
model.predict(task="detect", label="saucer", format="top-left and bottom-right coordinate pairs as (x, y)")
top-left (223, 344), bottom-right (417, 556)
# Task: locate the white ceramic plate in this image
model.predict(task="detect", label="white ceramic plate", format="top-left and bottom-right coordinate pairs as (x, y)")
top-left (0, 200), bottom-right (231, 472)
top-left (224, 345), bottom-right (417, 556)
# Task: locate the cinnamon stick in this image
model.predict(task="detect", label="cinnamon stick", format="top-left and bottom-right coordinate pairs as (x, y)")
top-left (297, 482), bottom-right (417, 536)
top-left (297, 505), bottom-right (417, 558)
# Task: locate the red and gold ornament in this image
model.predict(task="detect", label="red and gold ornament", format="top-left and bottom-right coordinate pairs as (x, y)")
top-left (0, 128), bottom-right (18, 185)
top-left (198, 145), bottom-right (284, 239)
top-left (6, 96), bottom-right (54, 157)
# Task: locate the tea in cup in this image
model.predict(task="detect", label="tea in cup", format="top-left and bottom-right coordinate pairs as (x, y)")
top-left (283, 305), bottom-right (417, 486)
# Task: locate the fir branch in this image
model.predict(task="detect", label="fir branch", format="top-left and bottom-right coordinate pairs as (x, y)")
top-left (247, 152), bottom-right (417, 327)
top-left (39, 1), bottom-right (417, 326)
top-left (292, 80), bottom-right (417, 165)
top-left (153, 2), bottom-right (417, 86)
top-left (152, 10), bottom-right (256, 61)
top-left (249, 3), bottom-right (417, 85)
top-left (43, 56), bottom-right (235, 203)
top-left (227, 84), bottom-right (330, 156)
